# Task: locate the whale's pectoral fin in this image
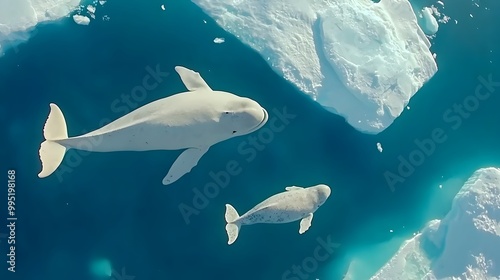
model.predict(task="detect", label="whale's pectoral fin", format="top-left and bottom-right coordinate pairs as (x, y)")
top-left (162, 146), bottom-right (209, 185)
top-left (174, 66), bottom-right (212, 91)
top-left (299, 213), bottom-right (313, 234)
top-left (285, 186), bottom-right (303, 191)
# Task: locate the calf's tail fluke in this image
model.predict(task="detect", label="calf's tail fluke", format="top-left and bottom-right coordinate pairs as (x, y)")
top-left (38, 103), bottom-right (68, 178)
top-left (225, 204), bottom-right (241, 245)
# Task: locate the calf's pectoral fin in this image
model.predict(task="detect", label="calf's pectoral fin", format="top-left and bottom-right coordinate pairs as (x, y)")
top-left (162, 146), bottom-right (209, 186)
top-left (299, 213), bottom-right (313, 234)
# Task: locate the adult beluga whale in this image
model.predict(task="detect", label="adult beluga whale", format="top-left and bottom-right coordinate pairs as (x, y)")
top-left (224, 184), bottom-right (331, 245)
top-left (38, 66), bottom-right (269, 185)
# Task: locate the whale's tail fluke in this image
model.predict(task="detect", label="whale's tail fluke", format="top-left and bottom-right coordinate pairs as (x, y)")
top-left (225, 204), bottom-right (241, 245)
top-left (38, 103), bottom-right (68, 178)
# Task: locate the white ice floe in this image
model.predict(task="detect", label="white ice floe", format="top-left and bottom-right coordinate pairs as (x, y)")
top-left (213, 37), bottom-right (225, 44)
top-left (191, 0), bottom-right (438, 134)
top-left (73, 15), bottom-right (90, 25)
top-left (73, 14), bottom-right (90, 26)
top-left (371, 167), bottom-right (500, 280)
top-left (420, 7), bottom-right (439, 35)
top-left (87, 4), bottom-right (96, 14)
top-left (377, 143), bottom-right (383, 153)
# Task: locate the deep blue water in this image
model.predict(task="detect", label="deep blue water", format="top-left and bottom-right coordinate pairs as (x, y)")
top-left (0, 0), bottom-right (499, 279)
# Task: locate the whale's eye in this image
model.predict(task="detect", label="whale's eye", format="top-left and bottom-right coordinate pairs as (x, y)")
top-left (232, 131), bottom-right (237, 134)
top-left (225, 112), bottom-right (229, 114)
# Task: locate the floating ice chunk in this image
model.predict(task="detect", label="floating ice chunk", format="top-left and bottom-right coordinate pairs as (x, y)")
top-left (87, 5), bottom-right (96, 14)
top-left (191, 0), bottom-right (438, 134)
top-left (213, 37), bottom-right (225, 44)
top-left (73, 15), bottom-right (90, 26)
top-left (428, 5), bottom-right (451, 24)
top-left (370, 167), bottom-right (500, 279)
top-left (161, 4), bottom-right (165, 11)
top-left (99, 0), bottom-right (106, 5)
top-left (377, 143), bottom-right (383, 152)
top-left (420, 7), bottom-right (439, 35)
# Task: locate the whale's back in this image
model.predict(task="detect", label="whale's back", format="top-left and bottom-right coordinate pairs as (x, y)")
top-left (61, 91), bottom-right (232, 151)
top-left (239, 190), bottom-right (317, 225)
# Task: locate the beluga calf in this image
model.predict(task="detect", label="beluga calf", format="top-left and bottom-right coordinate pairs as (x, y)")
top-left (38, 66), bottom-right (269, 185)
top-left (224, 184), bottom-right (331, 245)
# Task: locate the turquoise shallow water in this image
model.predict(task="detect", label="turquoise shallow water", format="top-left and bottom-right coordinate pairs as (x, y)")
top-left (0, 0), bottom-right (499, 279)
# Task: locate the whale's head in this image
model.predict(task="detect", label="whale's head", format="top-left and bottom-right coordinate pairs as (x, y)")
top-left (311, 184), bottom-right (331, 206)
top-left (219, 96), bottom-right (268, 137)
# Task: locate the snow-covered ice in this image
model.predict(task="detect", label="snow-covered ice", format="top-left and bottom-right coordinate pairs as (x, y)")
top-left (371, 167), bottom-right (500, 280)
top-left (0, 0), bottom-right (80, 55)
top-left (377, 143), bottom-right (383, 153)
top-left (191, 0), bottom-right (438, 134)
top-left (73, 14), bottom-right (90, 26)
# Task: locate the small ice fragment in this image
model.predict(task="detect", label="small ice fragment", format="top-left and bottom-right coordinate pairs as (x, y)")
top-left (161, 4), bottom-right (165, 10)
top-left (470, 14), bottom-right (473, 18)
top-left (213, 37), bottom-right (225, 44)
top-left (73, 15), bottom-right (90, 25)
top-left (421, 7), bottom-right (439, 35)
top-left (406, 106), bottom-right (410, 110)
top-left (389, 229), bottom-right (393, 233)
top-left (87, 5), bottom-right (96, 14)
top-left (203, 20), bottom-right (207, 24)
top-left (99, 0), bottom-right (106, 5)
top-left (437, 1), bottom-right (444, 6)
top-left (439, 184), bottom-right (442, 189)
top-left (376, 142), bottom-right (383, 152)
top-left (433, 53), bottom-right (437, 59)
top-left (102, 15), bottom-right (110, 21)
